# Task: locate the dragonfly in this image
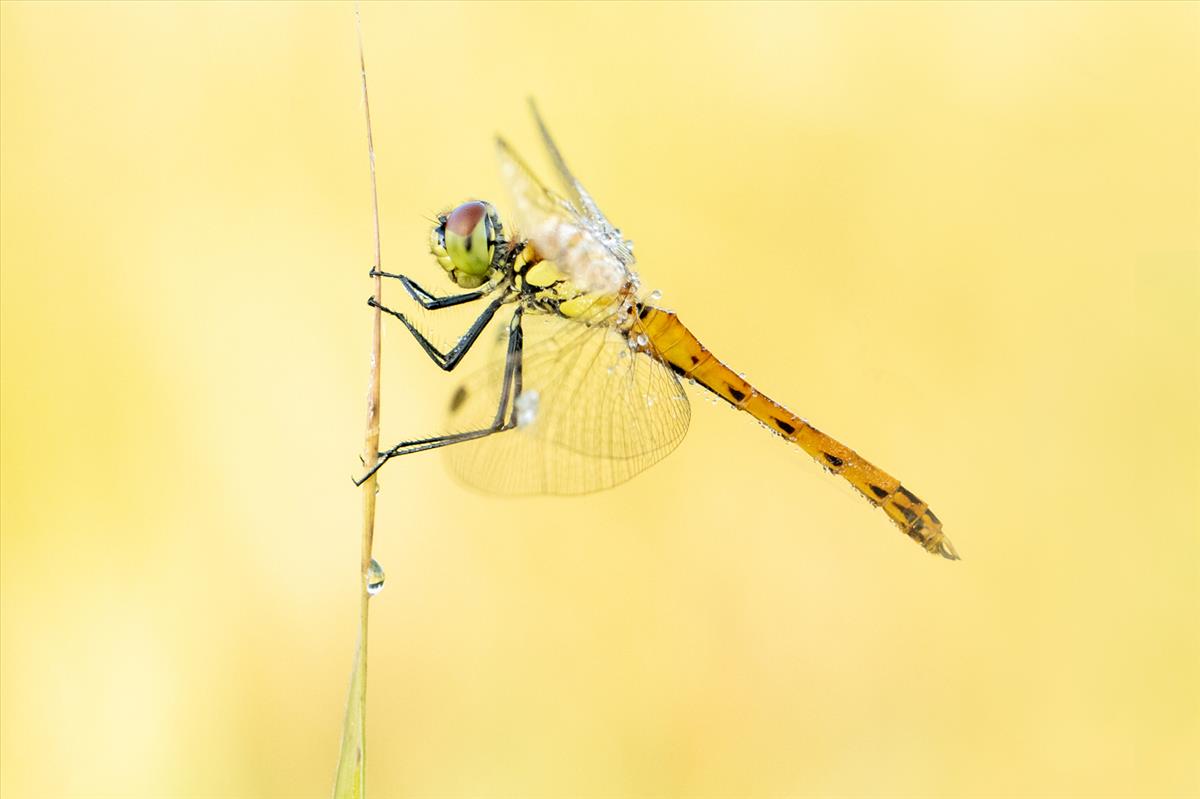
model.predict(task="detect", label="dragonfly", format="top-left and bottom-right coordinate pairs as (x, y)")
top-left (358, 101), bottom-right (958, 560)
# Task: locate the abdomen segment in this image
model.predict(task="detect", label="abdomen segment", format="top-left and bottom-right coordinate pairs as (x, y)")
top-left (636, 305), bottom-right (957, 560)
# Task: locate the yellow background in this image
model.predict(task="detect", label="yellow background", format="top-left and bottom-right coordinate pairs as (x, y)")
top-left (2, 2), bottom-right (1196, 797)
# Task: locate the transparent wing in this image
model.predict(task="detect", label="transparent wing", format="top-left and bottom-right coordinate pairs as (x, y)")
top-left (495, 134), bottom-right (572, 227)
top-left (442, 307), bottom-right (691, 495)
top-left (526, 99), bottom-right (636, 266)
top-left (496, 137), bottom-right (634, 296)
top-left (492, 105), bottom-right (638, 275)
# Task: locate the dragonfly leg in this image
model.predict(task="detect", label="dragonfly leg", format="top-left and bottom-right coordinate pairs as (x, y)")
top-left (353, 307), bottom-right (525, 486)
top-left (370, 268), bottom-right (487, 310)
top-left (369, 294), bottom-right (507, 371)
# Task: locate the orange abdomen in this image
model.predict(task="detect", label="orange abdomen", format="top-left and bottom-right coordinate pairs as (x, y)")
top-left (636, 305), bottom-right (957, 559)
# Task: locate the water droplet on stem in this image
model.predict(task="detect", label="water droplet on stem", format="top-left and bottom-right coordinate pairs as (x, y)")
top-left (367, 558), bottom-right (386, 596)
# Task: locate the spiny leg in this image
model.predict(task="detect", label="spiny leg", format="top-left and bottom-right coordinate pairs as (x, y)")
top-left (353, 307), bottom-right (526, 486)
top-left (495, 306), bottom-right (524, 426)
top-left (369, 294), bottom-right (507, 371)
top-left (370, 268), bottom-right (487, 310)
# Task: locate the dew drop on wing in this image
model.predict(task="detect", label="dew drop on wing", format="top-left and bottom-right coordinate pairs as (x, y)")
top-left (647, 289), bottom-right (662, 302)
top-left (367, 558), bottom-right (386, 596)
top-left (636, 333), bottom-right (648, 347)
top-left (515, 389), bottom-right (540, 428)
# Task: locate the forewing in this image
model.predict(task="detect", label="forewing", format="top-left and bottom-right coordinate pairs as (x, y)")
top-left (495, 135), bottom-right (574, 230)
top-left (526, 100), bottom-right (635, 266)
top-left (442, 309), bottom-right (690, 495)
top-left (494, 110), bottom-right (638, 273)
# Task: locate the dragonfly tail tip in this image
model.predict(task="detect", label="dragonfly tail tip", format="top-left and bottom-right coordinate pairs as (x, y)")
top-left (937, 537), bottom-right (961, 561)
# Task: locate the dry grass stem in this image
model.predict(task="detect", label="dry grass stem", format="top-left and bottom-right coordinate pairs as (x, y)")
top-left (333, 5), bottom-right (383, 798)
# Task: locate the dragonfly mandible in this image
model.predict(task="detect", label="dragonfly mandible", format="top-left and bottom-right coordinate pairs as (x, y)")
top-left (358, 101), bottom-right (957, 560)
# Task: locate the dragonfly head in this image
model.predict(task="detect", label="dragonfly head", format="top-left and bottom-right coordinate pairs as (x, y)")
top-left (430, 200), bottom-right (505, 288)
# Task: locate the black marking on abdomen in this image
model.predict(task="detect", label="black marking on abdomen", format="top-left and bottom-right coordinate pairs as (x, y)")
top-left (823, 453), bottom-right (844, 468)
top-left (638, 304), bottom-right (651, 319)
top-left (905, 517), bottom-right (927, 541)
top-left (905, 520), bottom-right (926, 542)
top-left (897, 485), bottom-right (921, 504)
top-left (869, 484), bottom-right (890, 500)
top-left (774, 418), bottom-right (796, 435)
top-left (728, 386), bottom-right (746, 402)
top-left (893, 503), bottom-right (919, 523)
top-left (925, 508), bottom-right (941, 525)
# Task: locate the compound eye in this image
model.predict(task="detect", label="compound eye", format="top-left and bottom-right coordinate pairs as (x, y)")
top-left (443, 201), bottom-right (494, 278)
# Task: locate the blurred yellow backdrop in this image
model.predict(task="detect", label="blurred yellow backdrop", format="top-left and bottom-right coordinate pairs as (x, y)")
top-left (1, 2), bottom-right (1196, 797)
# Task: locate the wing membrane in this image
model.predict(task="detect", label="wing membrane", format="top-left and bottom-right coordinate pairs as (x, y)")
top-left (442, 308), bottom-right (690, 495)
top-left (526, 100), bottom-right (635, 266)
